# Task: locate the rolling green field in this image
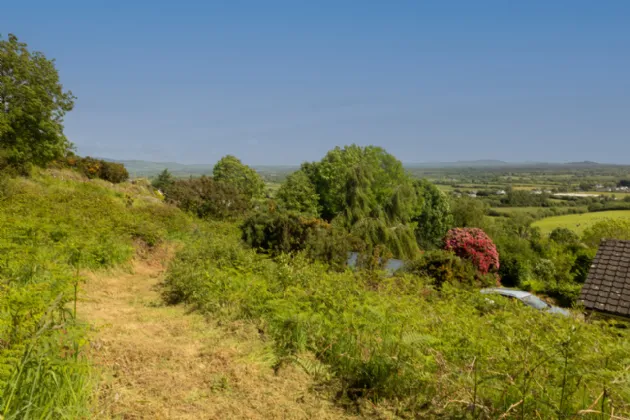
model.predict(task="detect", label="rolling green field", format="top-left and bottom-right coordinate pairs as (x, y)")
top-left (533, 210), bottom-right (630, 235)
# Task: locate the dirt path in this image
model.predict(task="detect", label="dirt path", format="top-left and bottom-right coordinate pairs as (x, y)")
top-left (80, 251), bottom-right (351, 419)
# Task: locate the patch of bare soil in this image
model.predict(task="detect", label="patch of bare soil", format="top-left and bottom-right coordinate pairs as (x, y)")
top-left (80, 249), bottom-right (353, 419)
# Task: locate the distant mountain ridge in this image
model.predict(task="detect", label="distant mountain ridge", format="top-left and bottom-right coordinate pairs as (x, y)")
top-left (102, 158), bottom-right (619, 178)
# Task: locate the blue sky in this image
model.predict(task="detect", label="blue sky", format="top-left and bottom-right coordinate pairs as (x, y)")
top-left (2, 1), bottom-right (629, 165)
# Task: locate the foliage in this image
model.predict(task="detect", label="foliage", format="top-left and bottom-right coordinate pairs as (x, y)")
top-left (301, 144), bottom-right (415, 222)
top-left (163, 225), bottom-right (630, 418)
top-left (0, 34), bottom-right (75, 169)
top-left (450, 195), bottom-right (488, 228)
top-left (151, 168), bottom-right (174, 191)
top-left (275, 170), bottom-right (320, 216)
top-left (412, 179), bottom-right (453, 248)
top-left (405, 250), bottom-right (496, 289)
top-left (501, 187), bottom-right (550, 207)
top-left (549, 227), bottom-right (580, 245)
top-left (301, 145), bottom-right (422, 259)
top-left (444, 228), bottom-right (499, 275)
top-left (164, 176), bottom-right (250, 220)
top-left (498, 254), bottom-right (531, 288)
top-left (213, 155), bottom-right (265, 200)
top-left (581, 219), bottom-right (630, 248)
top-left (240, 209), bottom-right (355, 269)
top-left (65, 155), bottom-right (129, 183)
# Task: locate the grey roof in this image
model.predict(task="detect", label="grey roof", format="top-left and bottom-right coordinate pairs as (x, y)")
top-left (579, 239), bottom-right (630, 317)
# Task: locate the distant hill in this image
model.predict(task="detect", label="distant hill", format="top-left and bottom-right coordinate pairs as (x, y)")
top-left (106, 159), bottom-right (299, 180)
top-left (105, 158), bottom-right (622, 179)
top-left (565, 161), bottom-right (600, 166)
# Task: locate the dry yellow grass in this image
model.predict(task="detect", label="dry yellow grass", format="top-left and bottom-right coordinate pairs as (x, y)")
top-left (79, 248), bottom-right (356, 420)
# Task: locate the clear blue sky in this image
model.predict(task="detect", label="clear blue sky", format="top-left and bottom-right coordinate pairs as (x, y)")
top-left (2, 1), bottom-right (629, 165)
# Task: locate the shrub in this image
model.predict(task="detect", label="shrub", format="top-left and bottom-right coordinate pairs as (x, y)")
top-left (241, 209), bottom-right (356, 269)
top-left (498, 253), bottom-right (530, 287)
top-left (405, 250), bottom-right (496, 289)
top-left (164, 176), bottom-right (249, 220)
top-left (549, 227), bottom-right (580, 245)
top-left (444, 228), bottom-right (499, 275)
top-left (65, 155), bottom-right (129, 183)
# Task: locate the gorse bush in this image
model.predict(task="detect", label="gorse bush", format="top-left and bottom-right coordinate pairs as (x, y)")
top-left (61, 154), bottom-right (129, 183)
top-left (163, 225), bottom-right (630, 418)
top-left (0, 170), bottom-right (191, 416)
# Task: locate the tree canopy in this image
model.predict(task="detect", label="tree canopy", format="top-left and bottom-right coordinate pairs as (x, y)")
top-left (212, 155), bottom-right (265, 200)
top-left (298, 145), bottom-right (422, 259)
top-left (275, 170), bottom-right (320, 216)
top-left (413, 179), bottom-right (453, 248)
top-left (0, 34), bottom-right (75, 169)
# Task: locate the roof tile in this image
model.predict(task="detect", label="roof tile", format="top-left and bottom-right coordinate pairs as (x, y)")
top-left (580, 239), bottom-right (630, 318)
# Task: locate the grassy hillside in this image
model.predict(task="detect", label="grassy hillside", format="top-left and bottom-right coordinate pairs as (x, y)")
top-left (162, 223), bottom-right (630, 418)
top-left (0, 169), bottom-right (191, 417)
top-left (533, 210), bottom-right (630, 235)
top-left (2, 168), bottom-right (630, 418)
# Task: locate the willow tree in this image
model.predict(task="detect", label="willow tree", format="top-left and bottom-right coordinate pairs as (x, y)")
top-left (302, 145), bottom-right (420, 259)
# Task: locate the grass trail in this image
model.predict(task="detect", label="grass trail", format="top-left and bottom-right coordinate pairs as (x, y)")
top-left (79, 247), bottom-right (351, 419)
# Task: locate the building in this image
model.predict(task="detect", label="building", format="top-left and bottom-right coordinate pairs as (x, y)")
top-left (579, 239), bottom-right (630, 320)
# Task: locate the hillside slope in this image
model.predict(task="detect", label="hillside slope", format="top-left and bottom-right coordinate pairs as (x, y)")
top-left (81, 251), bottom-right (353, 419)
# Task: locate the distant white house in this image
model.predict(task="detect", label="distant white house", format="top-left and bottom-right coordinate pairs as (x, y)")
top-left (496, 190), bottom-right (506, 195)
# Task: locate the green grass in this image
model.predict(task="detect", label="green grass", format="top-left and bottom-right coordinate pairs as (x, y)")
top-left (0, 169), bottom-right (192, 416)
top-left (533, 210), bottom-right (630, 235)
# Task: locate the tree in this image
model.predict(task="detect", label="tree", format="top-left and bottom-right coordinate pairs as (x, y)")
top-left (212, 155), bottom-right (265, 200)
top-left (450, 196), bottom-right (488, 229)
top-left (444, 228), bottom-right (500, 275)
top-left (581, 219), bottom-right (630, 248)
top-left (413, 179), bottom-right (453, 248)
top-left (152, 169), bottom-right (174, 191)
top-left (302, 145), bottom-right (414, 221)
top-left (0, 34), bottom-right (75, 168)
top-left (299, 145), bottom-right (422, 259)
top-left (275, 170), bottom-right (320, 216)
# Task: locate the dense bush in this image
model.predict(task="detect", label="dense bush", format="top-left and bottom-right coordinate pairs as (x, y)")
top-left (498, 253), bottom-right (530, 288)
top-left (241, 209), bottom-right (356, 269)
top-left (549, 227), bottom-right (580, 245)
top-left (164, 176), bottom-right (250, 220)
top-left (163, 225), bottom-right (630, 418)
top-left (444, 228), bottom-right (499, 275)
top-left (65, 155), bottom-right (129, 183)
top-left (405, 250), bottom-right (496, 289)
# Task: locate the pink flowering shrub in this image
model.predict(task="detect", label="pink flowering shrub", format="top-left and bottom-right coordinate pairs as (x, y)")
top-left (444, 228), bottom-right (500, 275)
